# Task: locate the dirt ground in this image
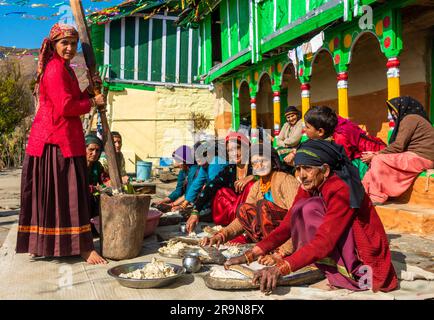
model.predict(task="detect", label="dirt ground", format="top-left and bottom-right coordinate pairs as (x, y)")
top-left (0, 168), bottom-right (20, 247)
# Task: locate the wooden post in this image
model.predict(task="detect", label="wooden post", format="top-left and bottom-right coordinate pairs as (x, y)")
top-left (272, 91), bottom-right (281, 148)
top-left (250, 96), bottom-right (259, 143)
top-left (387, 57), bottom-right (400, 100)
top-left (70, 0), bottom-right (123, 193)
top-left (301, 83), bottom-right (311, 118)
top-left (337, 72), bottom-right (349, 119)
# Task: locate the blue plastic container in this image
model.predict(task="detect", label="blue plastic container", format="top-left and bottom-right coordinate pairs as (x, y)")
top-left (159, 157), bottom-right (173, 167)
top-left (136, 161), bottom-right (152, 181)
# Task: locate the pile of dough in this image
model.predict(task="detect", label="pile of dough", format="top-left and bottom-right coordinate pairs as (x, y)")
top-left (159, 239), bottom-right (188, 255)
top-left (209, 266), bottom-right (247, 280)
top-left (226, 246), bottom-right (242, 256)
top-left (119, 258), bottom-right (176, 279)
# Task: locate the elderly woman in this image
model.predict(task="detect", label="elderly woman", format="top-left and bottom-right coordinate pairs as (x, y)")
top-left (16, 24), bottom-right (107, 264)
top-left (225, 140), bottom-right (398, 293)
top-left (186, 132), bottom-right (255, 233)
top-left (200, 145), bottom-right (298, 250)
top-left (362, 96), bottom-right (434, 204)
top-left (275, 106), bottom-right (303, 163)
top-left (154, 145), bottom-right (199, 212)
top-left (85, 134), bottom-right (109, 219)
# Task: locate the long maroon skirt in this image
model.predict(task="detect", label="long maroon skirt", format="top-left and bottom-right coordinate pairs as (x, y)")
top-left (291, 197), bottom-right (365, 290)
top-left (16, 144), bottom-right (95, 257)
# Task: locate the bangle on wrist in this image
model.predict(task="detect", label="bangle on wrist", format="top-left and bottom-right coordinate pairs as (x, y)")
top-left (190, 210), bottom-right (199, 216)
top-left (244, 250), bottom-right (254, 265)
top-left (276, 260), bottom-right (291, 275)
top-left (215, 231), bottom-right (226, 243)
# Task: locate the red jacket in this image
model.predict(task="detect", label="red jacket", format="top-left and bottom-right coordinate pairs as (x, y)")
top-left (26, 53), bottom-right (91, 158)
top-left (256, 175), bottom-right (398, 292)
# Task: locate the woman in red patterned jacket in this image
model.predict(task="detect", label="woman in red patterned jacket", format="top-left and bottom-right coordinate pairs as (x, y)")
top-left (225, 139), bottom-right (397, 293)
top-left (16, 24), bottom-right (107, 264)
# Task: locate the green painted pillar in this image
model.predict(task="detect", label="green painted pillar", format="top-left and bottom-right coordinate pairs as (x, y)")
top-left (232, 78), bottom-right (240, 131)
top-left (280, 89), bottom-right (288, 126)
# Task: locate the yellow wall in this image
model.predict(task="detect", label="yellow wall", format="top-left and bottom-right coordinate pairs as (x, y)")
top-left (106, 86), bottom-right (216, 173)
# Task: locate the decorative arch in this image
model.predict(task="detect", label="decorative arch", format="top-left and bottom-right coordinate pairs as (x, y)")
top-left (279, 62), bottom-right (296, 87)
top-left (237, 79), bottom-right (250, 98)
top-left (348, 30), bottom-right (382, 65)
top-left (309, 48), bottom-right (335, 77)
top-left (257, 71), bottom-right (272, 91)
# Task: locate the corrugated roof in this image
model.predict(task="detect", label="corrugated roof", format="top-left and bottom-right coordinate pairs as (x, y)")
top-left (175, 0), bottom-right (221, 27)
top-left (87, 0), bottom-right (181, 25)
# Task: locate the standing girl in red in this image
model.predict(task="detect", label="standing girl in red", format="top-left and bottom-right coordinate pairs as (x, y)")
top-left (16, 23), bottom-right (107, 264)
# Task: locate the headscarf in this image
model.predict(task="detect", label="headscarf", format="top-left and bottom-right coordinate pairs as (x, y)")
top-left (294, 139), bottom-right (364, 208)
top-left (285, 106), bottom-right (302, 121)
top-left (225, 131), bottom-right (250, 146)
top-left (85, 134), bottom-right (104, 151)
top-left (36, 23), bottom-right (79, 84)
top-left (172, 145), bottom-right (194, 165)
top-left (111, 131), bottom-right (122, 140)
top-left (387, 96), bottom-right (431, 144)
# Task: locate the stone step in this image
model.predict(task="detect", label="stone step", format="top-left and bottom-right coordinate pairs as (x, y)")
top-left (392, 175), bottom-right (434, 207)
top-left (375, 203), bottom-right (434, 236)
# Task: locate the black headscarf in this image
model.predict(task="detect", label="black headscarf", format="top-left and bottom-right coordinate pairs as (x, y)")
top-left (111, 131), bottom-right (122, 140)
top-left (294, 139), bottom-right (364, 208)
top-left (387, 96), bottom-right (431, 144)
top-left (85, 134), bottom-right (103, 150)
top-left (285, 106), bottom-right (302, 121)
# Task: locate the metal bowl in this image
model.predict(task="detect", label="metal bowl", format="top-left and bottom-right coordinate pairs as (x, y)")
top-left (107, 262), bottom-right (186, 289)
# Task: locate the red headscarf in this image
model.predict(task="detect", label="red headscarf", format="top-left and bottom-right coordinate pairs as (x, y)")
top-left (225, 131), bottom-right (250, 146)
top-left (36, 23), bottom-right (79, 84)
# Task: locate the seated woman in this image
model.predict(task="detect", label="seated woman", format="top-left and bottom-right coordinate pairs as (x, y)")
top-left (333, 115), bottom-right (386, 179)
top-left (185, 132), bottom-right (256, 233)
top-left (362, 96), bottom-right (434, 204)
top-left (225, 139), bottom-right (398, 293)
top-left (275, 106), bottom-right (303, 162)
top-left (85, 134), bottom-right (109, 218)
top-left (173, 139), bottom-right (228, 213)
top-left (200, 145), bottom-right (299, 251)
top-left (153, 145), bottom-right (199, 212)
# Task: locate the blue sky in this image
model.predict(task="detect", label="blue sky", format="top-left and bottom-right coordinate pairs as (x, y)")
top-left (0, 0), bottom-right (124, 48)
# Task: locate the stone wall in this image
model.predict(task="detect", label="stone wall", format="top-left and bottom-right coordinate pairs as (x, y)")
top-left (107, 86), bottom-right (217, 173)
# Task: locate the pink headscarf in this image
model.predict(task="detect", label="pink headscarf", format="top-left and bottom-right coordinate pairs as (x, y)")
top-left (36, 23), bottom-right (79, 84)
